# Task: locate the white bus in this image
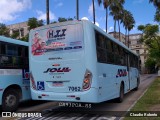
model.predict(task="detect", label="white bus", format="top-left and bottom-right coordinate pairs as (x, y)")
top-left (29, 20), bottom-right (140, 103)
top-left (0, 36), bottom-right (30, 111)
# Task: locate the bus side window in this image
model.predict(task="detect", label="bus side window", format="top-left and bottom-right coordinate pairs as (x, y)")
top-left (0, 43), bottom-right (6, 55)
top-left (96, 31), bottom-right (107, 63)
top-left (106, 40), bottom-right (114, 64)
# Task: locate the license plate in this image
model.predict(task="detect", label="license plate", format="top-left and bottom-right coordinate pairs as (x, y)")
top-left (53, 81), bottom-right (63, 87)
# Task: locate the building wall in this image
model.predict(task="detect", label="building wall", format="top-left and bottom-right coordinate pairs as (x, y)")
top-left (7, 22), bottom-right (29, 38)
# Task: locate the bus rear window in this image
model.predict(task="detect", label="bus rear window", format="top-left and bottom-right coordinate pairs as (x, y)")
top-left (31, 24), bottom-right (84, 56)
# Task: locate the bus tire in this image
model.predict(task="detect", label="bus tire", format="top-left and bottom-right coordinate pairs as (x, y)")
top-left (2, 89), bottom-right (20, 112)
top-left (117, 83), bottom-right (124, 103)
top-left (134, 78), bottom-right (140, 91)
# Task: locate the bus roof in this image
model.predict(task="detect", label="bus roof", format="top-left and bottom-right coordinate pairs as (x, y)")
top-left (0, 36), bottom-right (28, 46)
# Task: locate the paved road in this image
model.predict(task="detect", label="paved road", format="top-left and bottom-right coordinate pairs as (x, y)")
top-left (1, 74), bottom-right (158, 120)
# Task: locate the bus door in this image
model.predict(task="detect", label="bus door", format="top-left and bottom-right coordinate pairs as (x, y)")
top-left (127, 52), bottom-right (131, 91)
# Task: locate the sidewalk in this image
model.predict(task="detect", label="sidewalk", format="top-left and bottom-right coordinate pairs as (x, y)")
top-left (140, 74), bottom-right (157, 81)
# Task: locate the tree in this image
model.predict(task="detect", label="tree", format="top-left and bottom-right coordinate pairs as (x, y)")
top-left (145, 57), bottom-right (156, 73)
top-left (11, 31), bottom-right (19, 39)
top-left (98, 0), bottom-right (125, 35)
top-left (127, 16), bottom-right (135, 48)
top-left (0, 23), bottom-right (10, 37)
top-left (149, 0), bottom-right (160, 24)
top-left (98, 0), bottom-right (112, 33)
top-left (110, 1), bottom-right (123, 41)
top-left (149, 0), bottom-right (160, 8)
top-left (20, 34), bottom-right (29, 42)
top-left (58, 17), bottom-right (68, 22)
top-left (68, 17), bottom-right (74, 21)
top-left (154, 9), bottom-right (160, 24)
top-left (28, 17), bottom-right (44, 30)
top-left (58, 17), bottom-right (73, 22)
top-left (110, 0), bottom-right (125, 41)
top-left (121, 10), bottom-right (135, 47)
top-left (138, 24), bottom-right (160, 69)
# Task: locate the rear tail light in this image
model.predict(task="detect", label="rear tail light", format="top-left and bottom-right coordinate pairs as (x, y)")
top-left (30, 72), bottom-right (36, 90)
top-left (82, 69), bottom-right (92, 91)
top-left (25, 72), bottom-right (30, 79)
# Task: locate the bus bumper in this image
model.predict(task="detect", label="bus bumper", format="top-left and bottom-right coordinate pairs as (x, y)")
top-left (31, 88), bottom-right (100, 103)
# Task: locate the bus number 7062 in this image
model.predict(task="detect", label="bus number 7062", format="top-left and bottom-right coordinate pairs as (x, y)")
top-left (68, 86), bottom-right (81, 92)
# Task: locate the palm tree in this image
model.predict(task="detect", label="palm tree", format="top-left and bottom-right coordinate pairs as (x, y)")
top-left (149, 0), bottom-right (160, 9)
top-left (154, 9), bottom-right (160, 24)
top-left (76, 0), bottom-right (79, 20)
top-left (98, 0), bottom-right (125, 35)
top-left (149, 0), bottom-right (160, 25)
top-left (109, 0), bottom-right (125, 41)
top-left (121, 9), bottom-right (130, 45)
top-left (98, 0), bottom-right (112, 33)
top-left (127, 20), bottom-right (135, 48)
top-left (46, 0), bottom-right (49, 24)
top-left (121, 9), bottom-right (135, 47)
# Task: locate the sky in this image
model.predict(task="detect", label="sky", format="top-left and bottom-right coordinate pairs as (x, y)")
top-left (0, 0), bottom-right (157, 34)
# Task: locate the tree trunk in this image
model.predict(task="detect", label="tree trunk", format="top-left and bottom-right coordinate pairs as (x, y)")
top-left (106, 8), bottom-right (108, 33)
top-left (125, 29), bottom-right (127, 46)
top-left (118, 20), bottom-right (121, 42)
top-left (114, 20), bottom-right (116, 38)
top-left (93, 0), bottom-right (96, 24)
top-left (76, 0), bottom-right (79, 20)
top-left (46, 0), bottom-right (50, 24)
top-left (128, 30), bottom-right (130, 48)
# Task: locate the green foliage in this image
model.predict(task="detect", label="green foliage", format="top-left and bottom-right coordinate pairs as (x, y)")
top-left (154, 9), bottom-right (160, 23)
top-left (11, 31), bottom-right (19, 39)
top-left (145, 58), bottom-right (156, 73)
top-left (137, 25), bottom-right (145, 31)
top-left (138, 24), bottom-right (159, 48)
top-left (149, 0), bottom-right (160, 24)
top-left (68, 17), bottom-right (73, 21)
top-left (27, 17), bottom-right (44, 30)
top-left (149, 0), bottom-right (160, 9)
top-left (124, 77), bottom-right (160, 120)
top-left (20, 34), bottom-right (29, 42)
top-left (51, 21), bottom-right (57, 24)
top-left (58, 17), bottom-right (68, 22)
top-left (0, 23), bottom-right (10, 37)
top-left (51, 17), bottom-right (74, 24)
top-left (58, 17), bottom-right (73, 22)
top-left (138, 24), bottom-right (160, 69)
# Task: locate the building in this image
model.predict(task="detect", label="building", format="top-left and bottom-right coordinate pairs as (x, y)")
top-left (129, 33), bottom-right (148, 73)
top-left (109, 32), bottom-right (148, 74)
top-left (108, 32), bottom-right (126, 45)
top-left (7, 21), bottom-right (29, 39)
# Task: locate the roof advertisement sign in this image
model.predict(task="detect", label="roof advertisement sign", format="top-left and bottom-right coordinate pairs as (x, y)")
top-left (31, 24), bottom-right (83, 56)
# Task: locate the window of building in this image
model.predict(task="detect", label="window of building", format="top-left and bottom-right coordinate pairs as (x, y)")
top-left (136, 50), bottom-right (140, 54)
top-left (20, 29), bottom-right (24, 37)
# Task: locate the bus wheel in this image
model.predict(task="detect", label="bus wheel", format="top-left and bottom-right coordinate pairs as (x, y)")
top-left (2, 89), bottom-right (20, 112)
top-left (117, 83), bottom-right (124, 103)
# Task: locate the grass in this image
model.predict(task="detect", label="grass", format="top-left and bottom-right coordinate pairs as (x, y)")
top-left (124, 77), bottom-right (160, 120)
